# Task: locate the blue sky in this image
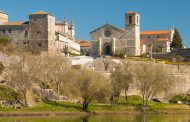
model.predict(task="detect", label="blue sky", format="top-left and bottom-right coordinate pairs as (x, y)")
top-left (0, 0), bottom-right (190, 47)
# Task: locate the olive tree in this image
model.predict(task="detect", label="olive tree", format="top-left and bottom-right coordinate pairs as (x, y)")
top-left (72, 68), bottom-right (111, 111)
top-left (110, 61), bottom-right (133, 105)
top-left (134, 63), bottom-right (172, 106)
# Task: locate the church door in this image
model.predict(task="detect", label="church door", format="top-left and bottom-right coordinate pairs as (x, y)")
top-left (105, 45), bottom-right (111, 55)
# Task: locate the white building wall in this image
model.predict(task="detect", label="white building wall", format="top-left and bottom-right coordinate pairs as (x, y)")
top-left (56, 34), bottom-right (80, 55)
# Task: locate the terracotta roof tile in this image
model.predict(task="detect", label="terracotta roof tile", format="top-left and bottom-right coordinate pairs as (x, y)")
top-left (1, 22), bottom-right (24, 26)
top-left (127, 12), bottom-right (138, 14)
top-left (80, 42), bottom-right (92, 47)
top-left (78, 40), bottom-right (92, 47)
top-left (141, 30), bottom-right (171, 35)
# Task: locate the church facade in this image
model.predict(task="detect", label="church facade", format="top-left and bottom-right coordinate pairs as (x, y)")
top-left (91, 12), bottom-right (140, 56)
top-left (90, 12), bottom-right (174, 57)
top-left (0, 10), bottom-right (80, 56)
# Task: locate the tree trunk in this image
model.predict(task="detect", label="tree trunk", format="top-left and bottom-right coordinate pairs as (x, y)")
top-left (142, 93), bottom-right (145, 106)
top-left (82, 100), bottom-right (89, 112)
top-left (125, 87), bottom-right (128, 101)
top-left (41, 88), bottom-right (45, 101)
top-left (22, 90), bottom-right (28, 107)
top-left (56, 82), bottom-right (60, 94)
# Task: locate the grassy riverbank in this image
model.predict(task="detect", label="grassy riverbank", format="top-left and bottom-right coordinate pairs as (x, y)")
top-left (0, 100), bottom-right (190, 116)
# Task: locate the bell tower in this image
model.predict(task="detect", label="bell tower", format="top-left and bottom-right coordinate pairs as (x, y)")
top-left (125, 12), bottom-right (140, 56)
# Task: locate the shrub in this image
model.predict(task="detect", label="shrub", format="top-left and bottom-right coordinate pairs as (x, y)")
top-left (0, 35), bottom-right (11, 45)
top-left (70, 53), bottom-right (80, 56)
top-left (128, 95), bottom-right (142, 101)
top-left (118, 52), bottom-right (125, 58)
top-left (72, 65), bottom-right (81, 70)
top-left (127, 95), bottom-right (143, 105)
top-left (169, 94), bottom-right (190, 103)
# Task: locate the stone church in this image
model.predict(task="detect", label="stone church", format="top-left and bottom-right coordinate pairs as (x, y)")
top-left (90, 12), bottom-right (174, 56)
top-left (91, 12), bottom-right (140, 56)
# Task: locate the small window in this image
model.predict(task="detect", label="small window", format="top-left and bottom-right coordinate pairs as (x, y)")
top-left (137, 16), bottom-right (139, 24)
top-left (37, 42), bottom-right (42, 47)
top-left (157, 35), bottom-right (160, 39)
top-left (129, 16), bottom-right (132, 24)
top-left (147, 35), bottom-right (150, 39)
top-left (8, 29), bottom-right (12, 33)
top-left (56, 36), bottom-right (59, 40)
top-left (2, 30), bottom-right (6, 34)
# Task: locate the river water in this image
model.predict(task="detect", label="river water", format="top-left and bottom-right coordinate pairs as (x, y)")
top-left (0, 114), bottom-right (190, 122)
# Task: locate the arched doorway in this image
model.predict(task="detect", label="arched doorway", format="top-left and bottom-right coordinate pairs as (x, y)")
top-left (105, 45), bottom-right (111, 55)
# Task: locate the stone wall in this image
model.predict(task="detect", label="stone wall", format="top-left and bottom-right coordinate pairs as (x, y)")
top-left (86, 58), bottom-right (190, 99)
top-left (127, 64), bottom-right (190, 99)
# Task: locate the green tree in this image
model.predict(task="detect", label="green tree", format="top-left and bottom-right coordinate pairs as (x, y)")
top-left (71, 68), bottom-right (111, 111)
top-left (110, 61), bottom-right (133, 105)
top-left (135, 63), bottom-right (172, 107)
top-left (170, 29), bottom-right (183, 50)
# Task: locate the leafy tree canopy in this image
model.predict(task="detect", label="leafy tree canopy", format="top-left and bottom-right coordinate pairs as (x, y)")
top-left (170, 28), bottom-right (183, 49)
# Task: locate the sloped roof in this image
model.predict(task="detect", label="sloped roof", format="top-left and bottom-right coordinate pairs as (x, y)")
top-left (1, 22), bottom-right (24, 26)
top-left (90, 24), bottom-right (126, 34)
top-left (141, 30), bottom-right (171, 35)
top-left (78, 40), bottom-right (92, 47)
top-left (0, 10), bottom-right (8, 15)
top-left (30, 10), bottom-right (48, 15)
top-left (127, 12), bottom-right (138, 14)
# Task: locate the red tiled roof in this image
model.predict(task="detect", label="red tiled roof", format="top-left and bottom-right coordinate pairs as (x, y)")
top-left (79, 40), bottom-right (86, 43)
top-left (127, 12), bottom-right (137, 14)
top-left (1, 22), bottom-right (24, 26)
top-left (80, 42), bottom-right (91, 47)
top-left (141, 30), bottom-right (171, 35)
top-left (78, 40), bottom-right (92, 47)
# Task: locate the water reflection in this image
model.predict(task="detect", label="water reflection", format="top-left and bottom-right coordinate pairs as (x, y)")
top-left (0, 114), bottom-right (190, 122)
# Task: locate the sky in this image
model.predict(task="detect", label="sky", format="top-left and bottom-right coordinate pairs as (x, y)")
top-left (0, 0), bottom-right (190, 47)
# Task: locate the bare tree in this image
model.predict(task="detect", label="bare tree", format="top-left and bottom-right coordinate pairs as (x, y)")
top-left (175, 54), bottom-right (184, 73)
top-left (61, 45), bottom-right (70, 57)
top-left (48, 56), bottom-right (71, 94)
top-left (27, 55), bottom-right (51, 101)
top-left (5, 55), bottom-right (31, 106)
top-left (134, 63), bottom-right (172, 107)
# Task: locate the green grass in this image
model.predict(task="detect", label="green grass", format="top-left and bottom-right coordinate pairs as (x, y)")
top-left (0, 98), bottom-right (190, 114)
